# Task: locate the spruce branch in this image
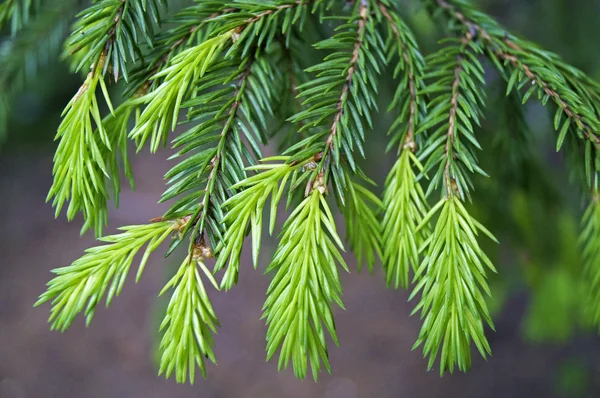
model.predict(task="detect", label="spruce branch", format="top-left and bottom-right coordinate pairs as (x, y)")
top-left (418, 28), bottom-right (487, 200)
top-left (382, 150), bottom-right (429, 288)
top-left (35, 219), bottom-right (180, 331)
top-left (377, 0), bottom-right (425, 152)
top-left (64, 0), bottom-right (165, 81)
top-left (47, 55), bottom-right (116, 236)
top-left (128, 32), bottom-right (232, 152)
top-left (289, 0), bottom-right (385, 201)
top-left (263, 188), bottom-right (348, 381)
top-left (128, 0), bottom-right (319, 154)
top-left (411, 196), bottom-right (497, 374)
top-left (124, 3), bottom-right (235, 98)
top-left (162, 45), bottom-right (286, 264)
top-left (377, 0), bottom-right (429, 286)
top-left (32, 0), bottom-right (600, 382)
top-left (433, 0), bottom-right (600, 188)
top-left (214, 158), bottom-right (307, 290)
top-left (412, 4), bottom-right (498, 372)
top-left (158, 245), bottom-right (220, 384)
top-left (47, 0), bottom-right (166, 235)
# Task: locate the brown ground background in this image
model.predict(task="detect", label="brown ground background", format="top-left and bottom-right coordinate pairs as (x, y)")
top-left (2, 149), bottom-right (600, 398)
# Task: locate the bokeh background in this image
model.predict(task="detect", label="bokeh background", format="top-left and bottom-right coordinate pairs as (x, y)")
top-left (2, 0), bottom-right (600, 397)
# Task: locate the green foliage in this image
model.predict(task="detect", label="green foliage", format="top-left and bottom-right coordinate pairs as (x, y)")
top-left (47, 62), bottom-right (116, 236)
top-left (382, 150), bottom-right (429, 288)
top-left (419, 31), bottom-right (487, 200)
top-left (129, 33), bottom-right (231, 152)
top-left (215, 158), bottom-right (303, 289)
top-left (158, 254), bottom-right (220, 383)
top-left (27, 0), bottom-right (600, 384)
top-left (0, 0), bottom-right (75, 141)
top-left (288, 0), bottom-right (385, 201)
top-left (161, 42), bottom-right (285, 256)
top-left (35, 221), bottom-right (177, 330)
top-left (263, 188), bottom-right (348, 380)
top-left (411, 197), bottom-right (497, 374)
top-left (64, 0), bottom-right (165, 79)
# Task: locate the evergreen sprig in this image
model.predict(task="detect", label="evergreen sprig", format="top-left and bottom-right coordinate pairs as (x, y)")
top-left (288, 0), bottom-right (385, 201)
top-left (432, 0), bottom-right (600, 189)
top-left (47, 58), bottom-right (116, 236)
top-left (30, 0), bottom-right (600, 383)
top-left (382, 150), bottom-right (429, 288)
top-left (263, 188), bottom-right (348, 380)
top-left (377, 0), bottom-right (426, 153)
top-left (64, 0), bottom-right (165, 80)
top-left (409, 3), bottom-right (499, 370)
top-left (378, 0), bottom-right (429, 288)
top-left (35, 220), bottom-right (178, 330)
top-left (47, 0), bottom-right (166, 235)
top-left (158, 251), bottom-right (220, 384)
top-left (411, 196), bottom-right (497, 374)
top-left (419, 29), bottom-right (487, 200)
top-left (214, 158), bottom-right (305, 289)
top-left (128, 32), bottom-right (231, 152)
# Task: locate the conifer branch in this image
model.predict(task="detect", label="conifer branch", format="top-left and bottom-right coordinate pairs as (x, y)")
top-left (326, 1), bottom-right (368, 151)
top-left (35, 219), bottom-right (181, 330)
top-left (129, 0), bottom-right (317, 153)
top-left (418, 29), bottom-right (486, 200)
top-left (412, 2), bottom-right (497, 372)
top-left (289, 0), bottom-right (385, 201)
top-left (377, 0), bottom-right (424, 150)
top-left (433, 0), bottom-right (600, 187)
top-left (377, 1), bottom-right (429, 287)
top-left (215, 158), bottom-right (308, 290)
top-left (125, 3), bottom-right (236, 98)
top-left (178, 52), bottom-right (257, 253)
top-left (161, 45), bottom-right (286, 265)
top-left (65, 0), bottom-right (164, 81)
top-left (33, 0), bottom-right (600, 382)
top-left (382, 150), bottom-right (429, 288)
top-left (47, 55), bottom-right (115, 236)
top-left (411, 196), bottom-right (497, 374)
top-left (158, 245), bottom-right (220, 384)
top-left (47, 0), bottom-right (166, 235)
top-left (128, 32), bottom-right (232, 152)
top-left (263, 188), bottom-right (348, 380)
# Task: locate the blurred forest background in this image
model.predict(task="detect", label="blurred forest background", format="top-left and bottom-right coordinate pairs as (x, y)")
top-left (2, 0), bottom-right (600, 397)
